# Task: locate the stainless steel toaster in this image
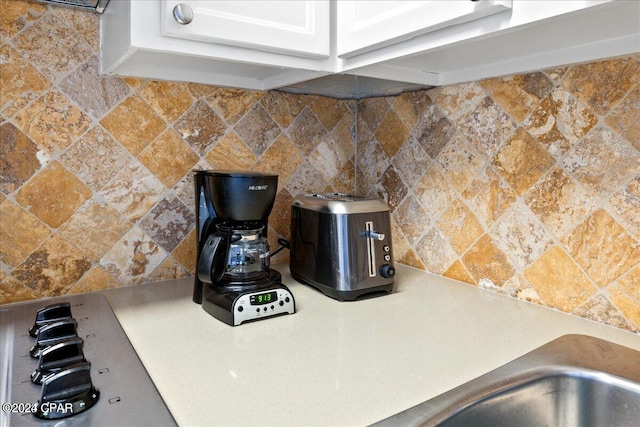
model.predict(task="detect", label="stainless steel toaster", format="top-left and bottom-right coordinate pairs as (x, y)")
top-left (289, 193), bottom-right (395, 301)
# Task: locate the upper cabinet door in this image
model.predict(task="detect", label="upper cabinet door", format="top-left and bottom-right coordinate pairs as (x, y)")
top-left (337, 0), bottom-right (512, 58)
top-left (160, 0), bottom-right (330, 59)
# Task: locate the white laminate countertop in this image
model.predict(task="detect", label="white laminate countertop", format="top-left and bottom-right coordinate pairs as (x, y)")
top-left (102, 264), bottom-right (639, 426)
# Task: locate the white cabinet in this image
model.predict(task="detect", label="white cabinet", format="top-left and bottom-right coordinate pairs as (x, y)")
top-left (341, 0), bottom-right (640, 87)
top-left (160, 1), bottom-right (329, 59)
top-left (100, 0), bottom-right (333, 90)
top-left (100, 0), bottom-right (640, 95)
top-left (336, 0), bottom-right (512, 58)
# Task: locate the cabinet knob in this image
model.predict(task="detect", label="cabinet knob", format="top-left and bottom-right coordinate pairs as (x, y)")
top-left (173, 4), bottom-right (194, 25)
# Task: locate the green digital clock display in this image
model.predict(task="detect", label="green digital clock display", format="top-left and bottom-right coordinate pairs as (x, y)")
top-left (250, 291), bottom-right (278, 305)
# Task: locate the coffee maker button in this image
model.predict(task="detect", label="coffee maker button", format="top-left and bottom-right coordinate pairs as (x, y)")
top-left (285, 297), bottom-right (290, 303)
top-left (237, 306), bottom-right (244, 312)
top-left (279, 301), bottom-right (284, 307)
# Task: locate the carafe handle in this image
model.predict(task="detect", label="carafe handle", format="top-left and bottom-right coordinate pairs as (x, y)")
top-left (197, 232), bottom-right (231, 283)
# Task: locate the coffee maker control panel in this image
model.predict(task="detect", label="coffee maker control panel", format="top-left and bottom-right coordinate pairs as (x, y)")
top-left (234, 287), bottom-right (295, 326)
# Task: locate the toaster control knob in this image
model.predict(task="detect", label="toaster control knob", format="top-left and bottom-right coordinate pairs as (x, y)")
top-left (380, 264), bottom-right (396, 278)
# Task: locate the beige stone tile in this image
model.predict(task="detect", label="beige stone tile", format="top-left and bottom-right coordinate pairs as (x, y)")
top-left (389, 215), bottom-right (411, 262)
top-left (12, 13), bottom-right (92, 82)
top-left (14, 90), bottom-right (91, 153)
top-left (15, 161), bottom-right (91, 228)
top-left (561, 209), bottom-right (640, 286)
top-left (461, 166), bottom-right (517, 228)
top-left (493, 127), bottom-right (555, 196)
top-left (139, 80), bottom-right (197, 123)
top-left (283, 158), bottom-right (326, 196)
top-left (399, 249), bottom-right (427, 270)
top-left (138, 195), bottom-right (194, 253)
top-left (525, 168), bottom-right (597, 239)
top-left (267, 188), bottom-right (293, 241)
top-left (523, 87), bottom-right (598, 158)
top-left (328, 160), bottom-right (356, 194)
top-left (0, 270), bottom-right (37, 304)
top-left (12, 235), bottom-right (91, 297)
top-left (358, 96), bottom-right (390, 133)
top-left (307, 134), bottom-right (344, 184)
top-left (392, 90), bottom-right (431, 132)
top-left (572, 294), bottom-right (636, 332)
top-left (0, 123), bottom-right (41, 194)
top-left (485, 72), bottom-right (553, 123)
top-left (609, 265), bottom-right (640, 330)
top-left (435, 82), bottom-right (486, 124)
top-left (459, 97), bottom-right (518, 160)
top-left (563, 127), bottom-right (640, 199)
top-left (392, 195), bottom-right (431, 245)
top-left (502, 274), bottom-right (542, 304)
top-left (543, 66), bottom-right (570, 84)
top-left (69, 266), bottom-right (121, 294)
top-left (443, 260), bottom-right (476, 285)
top-left (415, 227), bottom-right (458, 275)
top-left (462, 234), bottom-right (515, 286)
top-left (139, 129), bottom-right (199, 187)
top-left (608, 176), bottom-right (640, 239)
top-left (261, 91), bottom-right (307, 128)
top-left (204, 131), bottom-right (257, 170)
top-left (206, 87), bottom-right (262, 124)
top-left (356, 139), bottom-right (390, 192)
top-left (100, 226), bottom-right (167, 285)
top-left (100, 95), bottom-right (166, 156)
top-left (235, 103), bottom-right (282, 155)
top-left (100, 162), bottom-right (165, 222)
top-left (523, 246), bottom-right (595, 312)
top-left (376, 165), bottom-right (408, 212)
top-left (415, 161), bottom-right (457, 219)
top-left (174, 100), bottom-right (227, 156)
top-left (58, 199), bottom-right (132, 262)
top-left (392, 136), bottom-right (430, 189)
top-left (436, 132), bottom-right (484, 193)
top-left (254, 134), bottom-right (302, 187)
top-left (60, 125), bottom-right (131, 191)
top-left (286, 107), bottom-right (328, 156)
top-left (149, 256), bottom-right (190, 282)
top-left (0, 45), bottom-right (50, 118)
top-left (58, 55), bottom-right (129, 119)
top-left (563, 56), bottom-right (640, 116)
top-left (329, 114), bottom-right (356, 167)
top-left (172, 229), bottom-right (196, 274)
top-left (376, 110), bottom-right (409, 158)
top-left (411, 104), bottom-right (455, 160)
top-left (0, 200), bottom-right (50, 267)
top-left (606, 83), bottom-right (640, 151)
top-left (52, 5), bottom-right (99, 51)
top-left (491, 200), bottom-right (554, 270)
top-left (0, 0), bottom-right (46, 39)
top-left (437, 199), bottom-right (484, 256)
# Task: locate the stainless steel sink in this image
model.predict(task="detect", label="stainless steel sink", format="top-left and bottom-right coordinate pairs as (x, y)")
top-left (373, 335), bottom-right (640, 427)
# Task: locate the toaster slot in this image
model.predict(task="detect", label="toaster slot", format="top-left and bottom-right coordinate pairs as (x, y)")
top-left (365, 221), bottom-right (377, 277)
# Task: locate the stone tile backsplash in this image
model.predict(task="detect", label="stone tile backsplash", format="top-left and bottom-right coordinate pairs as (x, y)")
top-left (1, 1), bottom-right (638, 333)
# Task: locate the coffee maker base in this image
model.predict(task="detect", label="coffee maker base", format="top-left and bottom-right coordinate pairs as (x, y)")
top-left (202, 283), bottom-right (295, 326)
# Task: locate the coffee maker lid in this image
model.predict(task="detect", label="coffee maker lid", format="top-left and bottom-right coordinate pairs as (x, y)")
top-left (195, 170), bottom-right (278, 178)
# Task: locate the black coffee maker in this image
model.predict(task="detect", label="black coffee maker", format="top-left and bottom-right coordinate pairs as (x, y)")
top-left (193, 170), bottom-right (295, 326)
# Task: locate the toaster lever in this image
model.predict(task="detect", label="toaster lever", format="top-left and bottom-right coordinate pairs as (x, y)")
top-left (365, 231), bottom-right (385, 241)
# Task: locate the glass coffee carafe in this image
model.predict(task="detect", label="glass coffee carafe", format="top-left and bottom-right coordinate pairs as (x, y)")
top-left (225, 226), bottom-right (270, 276)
